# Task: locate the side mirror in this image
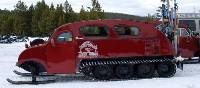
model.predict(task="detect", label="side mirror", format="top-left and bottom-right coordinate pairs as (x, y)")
top-left (75, 36), bottom-right (84, 40)
top-left (51, 39), bottom-right (55, 47)
top-left (68, 37), bottom-right (73, 42)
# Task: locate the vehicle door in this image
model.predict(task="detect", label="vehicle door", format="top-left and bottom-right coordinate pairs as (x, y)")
top-left (46, 29), bottom-right (76, 74)
top-left (76, 24), bottom-right (110, 59)
top-left (111, 25), bottom-right (144, 57)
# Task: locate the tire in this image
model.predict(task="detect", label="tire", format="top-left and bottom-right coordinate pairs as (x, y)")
top-left (157, 62), bottom-right (176, 78)
top-left (136, 64), bottom-right (155, 78)
top-left (81, 66), bottom-right (93, 76)
top-left (115, 65), bottom-right (133, 79)
top-left (20, 61), bottom-right (46, 74)
top-left (93, 65), bottom-right (113, 80)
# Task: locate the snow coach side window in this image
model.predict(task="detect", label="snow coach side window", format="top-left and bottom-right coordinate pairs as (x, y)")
top-left (130, 27), bottom-right (140, 36)
top-left (114, 26), bottom-right (140, 36)
top-left (180, 28), bottom-right (189, 36)
top-left (56, 32), bottom-right (72, 42)
top-left (80, 26), bottom-right (108, 37)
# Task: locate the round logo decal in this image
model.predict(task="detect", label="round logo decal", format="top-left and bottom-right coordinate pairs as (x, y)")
top-left (78, 41), bottom-right (98, 58)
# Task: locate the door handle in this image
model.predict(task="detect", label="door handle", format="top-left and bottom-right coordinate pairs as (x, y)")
top-left (76, 37), bottom-right (83, 40)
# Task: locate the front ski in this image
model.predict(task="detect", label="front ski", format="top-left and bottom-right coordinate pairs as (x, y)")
top-left (7, 78), bottom-right (56, 85)
top-left (183, 59), bottom-right (200, 64)
top-left (13, 70), bottom-right (54, 77)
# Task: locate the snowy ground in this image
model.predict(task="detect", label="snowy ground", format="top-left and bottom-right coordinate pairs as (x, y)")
top-left (1, 42), bottom-right (200, 88)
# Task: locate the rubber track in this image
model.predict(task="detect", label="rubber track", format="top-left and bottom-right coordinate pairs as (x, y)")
top-left (79, 56), bottom-right (176, 78)
top-left (80, 57), bottom-right (175, 69)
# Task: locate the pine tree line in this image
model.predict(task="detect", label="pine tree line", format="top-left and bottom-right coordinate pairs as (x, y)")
top-left (0, 0), bottom-right (104, 37)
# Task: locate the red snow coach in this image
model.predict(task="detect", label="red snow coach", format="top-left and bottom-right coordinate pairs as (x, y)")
top-left (177, 25), bottom-right (200, 62)
top-left (7, 19), bottom-right (183, 84)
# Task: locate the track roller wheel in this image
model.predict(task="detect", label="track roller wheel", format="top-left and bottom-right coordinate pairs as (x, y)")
top-left (136, 63), bottom-right (155, 78)
top-left (93, 65), bottom-right (113, 80)
top-left (115, 65), bottom-right (133, 79)
top-left (157, 62), bottom-right (176, 77)
top-left (81, 66), bottom-right (93, 76)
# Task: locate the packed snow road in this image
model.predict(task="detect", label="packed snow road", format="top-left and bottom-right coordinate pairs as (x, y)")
top-left (0, 42), bottom-right (200, 88)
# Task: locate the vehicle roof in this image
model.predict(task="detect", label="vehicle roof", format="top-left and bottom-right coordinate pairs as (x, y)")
top-left (70, 19), bottom-right (142, 25)
top-left (54, 19), bottom-right (159, 38)
top-left (58, 19), bottom-right (154, 30)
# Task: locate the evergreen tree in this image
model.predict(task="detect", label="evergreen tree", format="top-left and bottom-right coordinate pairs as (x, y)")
top-left (32, 0), bottom-right (49, 36)
top-left (64, 0), bottom-right (77, 22)
top-left (26, 4), bottom-right (34, 36)
top-left (46, 3), bottom-right (57, 35)
top-left (89, 0), bottom-right (104, 20)
top-left (80, 0), bottom-right (104, 20)
top-left (13, 0), bottom-right (28, 36)
top-left (0, 14), bottom-right (14, 35)
top-left (56, 4), bottom-right (65, 26)
top-left (79, 6), bottom-right (89, 20)
top-left (0, 0), bottom-right (105, 37)
top-left (0, 9), bottom-right (13, 35)
top-left (144, 14), bottom-right (157, 22)
top-left (64, 0), bottom-right (70, 23)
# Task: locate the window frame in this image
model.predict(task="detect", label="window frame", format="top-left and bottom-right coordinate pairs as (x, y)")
top-left (180, 28), bottom-right (190, 37)
top-left (79, 25), bottom-right (110, 39)
top-left (179, 20), bottom-right (196, 31)
top-left (55, 31), bottom-right (73, 43)
top-left (113, 25), bottom-right (141, 37)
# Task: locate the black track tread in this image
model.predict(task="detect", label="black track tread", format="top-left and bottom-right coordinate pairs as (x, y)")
top-left (157, 63), bottom-right (176, 78)
top-left (79, 56), bottom-right (176, 79)
top-left (93, 65), bottom-right (113, 80)
top-left (115, 65), bottom-right (133, 79)
top-left (136, 63), bottom-right (155, 78)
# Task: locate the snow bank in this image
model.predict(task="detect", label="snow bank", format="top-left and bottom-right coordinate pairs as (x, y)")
top-left (28, 37), bottom-right (49, 42)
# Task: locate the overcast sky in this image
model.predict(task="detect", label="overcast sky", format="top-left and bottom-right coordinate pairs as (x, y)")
top-left (0, 0), bottom-right (200, 16)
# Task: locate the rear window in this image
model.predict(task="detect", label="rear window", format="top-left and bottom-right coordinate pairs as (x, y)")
top-left (114, 25), bottom-right (140, 36)
top-left (80, 26), bottom-right (109, 37)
